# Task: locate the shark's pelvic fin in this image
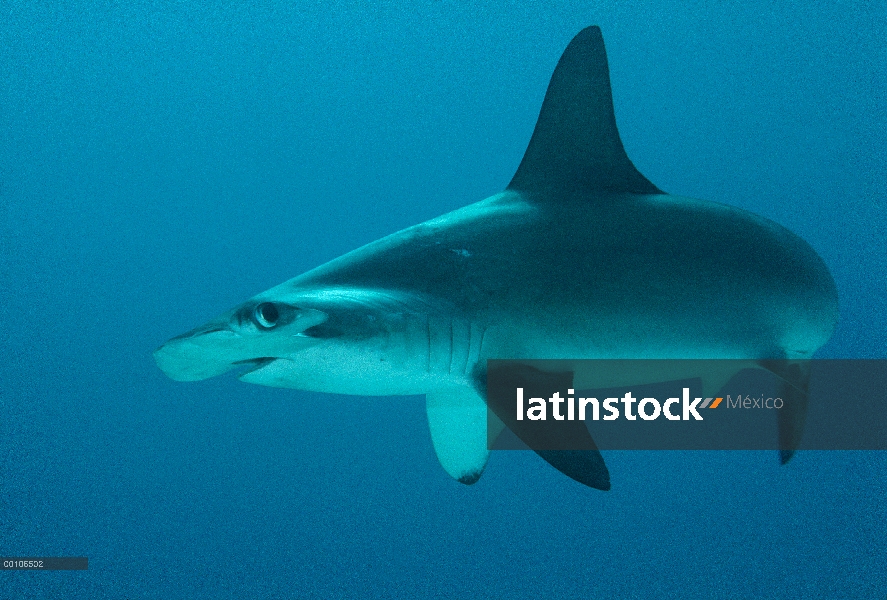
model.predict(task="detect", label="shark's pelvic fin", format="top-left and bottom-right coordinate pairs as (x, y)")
top-left (507, 25), bottom-right (662, 197)
top-left (426, 387), bottom-right (503, 484)
top-left (757, 359), bottom-right (812, 464)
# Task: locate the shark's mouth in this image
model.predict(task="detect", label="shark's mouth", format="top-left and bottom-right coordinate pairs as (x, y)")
top-left (232, 357), bottom-right (277, 378)
top-left (234, 357), bottom-right (299, 387)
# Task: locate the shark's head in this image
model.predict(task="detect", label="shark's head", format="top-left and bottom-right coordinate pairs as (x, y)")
top-left (154, 286), bottom-right (441, 394)
top-left (153, 294), bottom-right (330, 383)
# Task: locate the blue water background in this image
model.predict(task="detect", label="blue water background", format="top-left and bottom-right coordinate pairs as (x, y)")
top-left (1, 1), bottom-right (884, 598)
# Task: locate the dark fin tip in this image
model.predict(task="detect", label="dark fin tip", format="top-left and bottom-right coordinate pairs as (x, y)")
top-left (536, 450), bottom-right (611, 491)
top-left (457, 470), bottom-right (482, 485)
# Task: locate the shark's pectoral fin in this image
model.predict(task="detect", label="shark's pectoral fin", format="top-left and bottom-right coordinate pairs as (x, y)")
top-left (535, 450), bottom-right (611, 491)
top-left (699, 370), bottom-right (741, 403)
top-left (483, 364), bottom-right (611, 491)
top-left (757, 359), bottom-right (812, 464)
top-left (426, 387), bottom-right (503, 485)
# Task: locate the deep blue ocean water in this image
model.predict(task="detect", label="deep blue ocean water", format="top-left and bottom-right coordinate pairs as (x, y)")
top-left (1, 1), bottom-right (884, 598)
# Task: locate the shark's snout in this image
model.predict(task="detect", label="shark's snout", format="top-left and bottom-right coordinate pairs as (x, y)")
top-left (154, 303), bottom-right (329, 383)
top-left (153, 335), bottom-right (240, 381)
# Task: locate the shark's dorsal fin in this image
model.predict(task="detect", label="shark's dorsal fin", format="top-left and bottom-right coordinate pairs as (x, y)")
top-left (507, 26), bottom-right (662, 197)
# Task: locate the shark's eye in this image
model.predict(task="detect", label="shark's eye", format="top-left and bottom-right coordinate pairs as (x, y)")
top-left (253, 302), bottom-right (280, 329)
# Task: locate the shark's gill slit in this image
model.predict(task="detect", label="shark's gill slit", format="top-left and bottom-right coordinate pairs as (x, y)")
top-left (463, 322), bottom-right (472, 376)
top-left (425, 317), bottom-right (432, 374)
top-left (448, 319), bottom-right (454, 375)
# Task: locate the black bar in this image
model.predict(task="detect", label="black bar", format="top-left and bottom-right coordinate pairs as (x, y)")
top-left (1, 557), bottom-right (88, 570)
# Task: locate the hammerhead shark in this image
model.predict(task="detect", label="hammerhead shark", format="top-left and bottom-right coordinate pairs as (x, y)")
top-left (154, 26), bottom-right (838, 490)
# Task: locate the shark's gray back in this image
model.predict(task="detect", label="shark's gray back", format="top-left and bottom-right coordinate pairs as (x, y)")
top-left (288, 187), bottom-right (837, 361)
